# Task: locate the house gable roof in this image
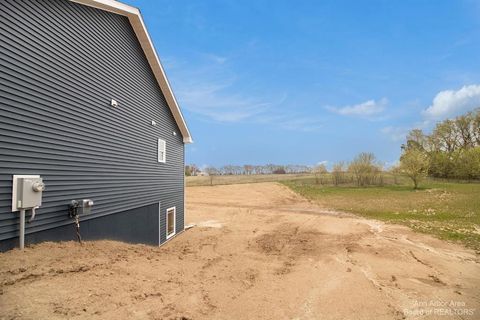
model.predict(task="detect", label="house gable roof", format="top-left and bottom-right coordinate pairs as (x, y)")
top-left (70, 0), bottom-right (193, 143)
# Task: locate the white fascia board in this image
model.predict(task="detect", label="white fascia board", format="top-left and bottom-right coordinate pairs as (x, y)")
top-left (70, 0), bottom-right (193, 144)
top-left (70, 0), bottom-right (139, 17)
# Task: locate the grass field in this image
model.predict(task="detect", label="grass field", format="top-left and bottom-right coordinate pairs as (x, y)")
top-left (187, 174), bottom-right (480, 250)
top-left (282, 178), bottom-right (480, 251)
top-left (186, 172), bottom-right (407, 187)
top-left (186, 173), bottom-right (315, 186)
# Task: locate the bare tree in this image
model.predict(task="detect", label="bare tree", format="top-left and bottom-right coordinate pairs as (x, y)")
top-left (432, 120), bottom-right (460, 153)
top-left (404, 129), bottom-right (429, 152)
top-left (233, 165), bottom-right (243, 175)
top-left (265, 164), bottom-right (276, 174)
top-left (221, 165), bottom-right (233, 175)
top-left (254, 165), bottom-right (265, 175)
top-left (455, 112), bottom-right (475, 149)
top-left (332, 162), bottom-right (345, 186)
top-left (204, 167), bottom-right (219, 186)
top-left (244, 165), bottom-right (254, 175)
top-left (185, 164), bottom-right (199, 176)
top-left (390, 165), bottom-right (401, 185)
top-left (313, 164), bottom-right (328, 184)
top-left (348, 152), bottom-right (381, 186)
top-left (473, 109), bottom-right (480, 146)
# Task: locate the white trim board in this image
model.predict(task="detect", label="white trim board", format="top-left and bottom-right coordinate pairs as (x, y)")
top-left (157, 138), bottom-right (166, 163)
top-left (69, 0), bottom-right (193, 144)
top-left (166, 206), bottom-right (176, 240)
top-left (158, 201), bottom-right (161, 245)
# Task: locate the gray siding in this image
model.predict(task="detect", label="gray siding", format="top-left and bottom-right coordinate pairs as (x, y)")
top-left (0, 0), bottom-right (185, 245)
top-left (0, 203), bottom-right (162, 252)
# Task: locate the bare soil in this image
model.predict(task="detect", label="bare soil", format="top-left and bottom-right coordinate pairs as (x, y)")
top-left (1, 183), bottom-right (479, 319)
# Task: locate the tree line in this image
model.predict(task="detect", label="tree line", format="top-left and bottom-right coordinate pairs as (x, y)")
top-left (185, 164), bottom-right (312, 176)
top-left (399, 108), bottom-right (480, 187)
top-left (186, 153), bottom-right (388, 187)
top-left (312, 153), bottom-right (385, 187)
top-left (186, 108), bottom-right (480, 189)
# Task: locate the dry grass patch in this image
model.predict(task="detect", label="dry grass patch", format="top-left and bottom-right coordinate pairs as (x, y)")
top-left (282, 179), bottom-right (480, 250)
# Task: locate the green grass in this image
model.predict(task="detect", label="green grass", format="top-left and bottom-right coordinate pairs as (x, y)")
top-left (281, 179), bottom-right (480, 251)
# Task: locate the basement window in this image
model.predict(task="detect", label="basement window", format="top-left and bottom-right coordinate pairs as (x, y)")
top-left (166, 207), bottom-right (176, 239)
top-left (158, 138), bottom-right (166, 163)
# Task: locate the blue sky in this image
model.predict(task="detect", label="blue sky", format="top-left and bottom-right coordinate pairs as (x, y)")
top-left (126, 0), bottom-right (480, 168)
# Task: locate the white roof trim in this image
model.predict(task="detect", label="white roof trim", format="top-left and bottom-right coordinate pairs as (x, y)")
top-left (70, 0), bottom-right (193, 143)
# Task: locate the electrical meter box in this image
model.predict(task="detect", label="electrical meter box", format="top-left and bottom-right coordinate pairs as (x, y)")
top-left (78, 199), bottom-right (94, 215)
top-left (12, 175), bottom-right (45, 211)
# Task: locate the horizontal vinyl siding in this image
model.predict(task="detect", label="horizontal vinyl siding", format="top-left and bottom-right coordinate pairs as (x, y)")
top-left (0, 0), bottom-right (185, 243)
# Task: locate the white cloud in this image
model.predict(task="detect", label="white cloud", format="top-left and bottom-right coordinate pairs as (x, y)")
top-left (256, 114), bottom-right (323, 132)
top-left (423, 84), bottom-right (480, 119)
top-left (381, 117), bottom-right (434, 142)
top-left (167, 53), bottom-right (321, 131)
top-left (279, 117), bottom-right (323, 132)
top-left (203, 53), bottom-right (228, 64)
top-left (177, 82), bottom-right (271, 122)
top-left (326, 98), bottom-right (388, 118)
top-left (167, 54), bottom-right (272, 123)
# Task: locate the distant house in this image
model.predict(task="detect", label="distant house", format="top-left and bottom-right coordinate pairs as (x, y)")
top-left (0, 0), bottom-right (193, 251)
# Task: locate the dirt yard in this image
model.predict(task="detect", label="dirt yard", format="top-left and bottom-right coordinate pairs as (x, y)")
top-left (1, 183), bottom-right (479, 319)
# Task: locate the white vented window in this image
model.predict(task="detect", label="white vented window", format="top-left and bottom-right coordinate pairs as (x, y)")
top-left (166, 207), bottom-right (176, 239)
top-left (158, 138), bottom-right (166, 163)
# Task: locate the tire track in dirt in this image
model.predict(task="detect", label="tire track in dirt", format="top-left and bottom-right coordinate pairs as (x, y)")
top-left (1, 182), bottom-right (478, 320)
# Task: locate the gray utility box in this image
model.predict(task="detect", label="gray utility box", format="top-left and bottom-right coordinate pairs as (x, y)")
top-left (12, 175), bottom-right (45, 211)
top-left (78, 199), bottom-right (94, 215)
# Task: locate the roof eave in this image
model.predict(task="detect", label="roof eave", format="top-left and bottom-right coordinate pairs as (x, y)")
top-left (70, 0), bottom-right (193, 144)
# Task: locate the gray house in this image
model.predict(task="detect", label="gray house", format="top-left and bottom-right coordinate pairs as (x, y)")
top-left (0, 0), bottom-right (193, 251)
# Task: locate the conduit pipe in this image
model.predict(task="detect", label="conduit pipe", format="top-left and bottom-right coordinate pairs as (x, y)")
top-left (18, 207), bottom-right (40, 249)
top-left (19, 209), bottom-right (25, 250)
top-left (28, 206), bottom-right (38, 223)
